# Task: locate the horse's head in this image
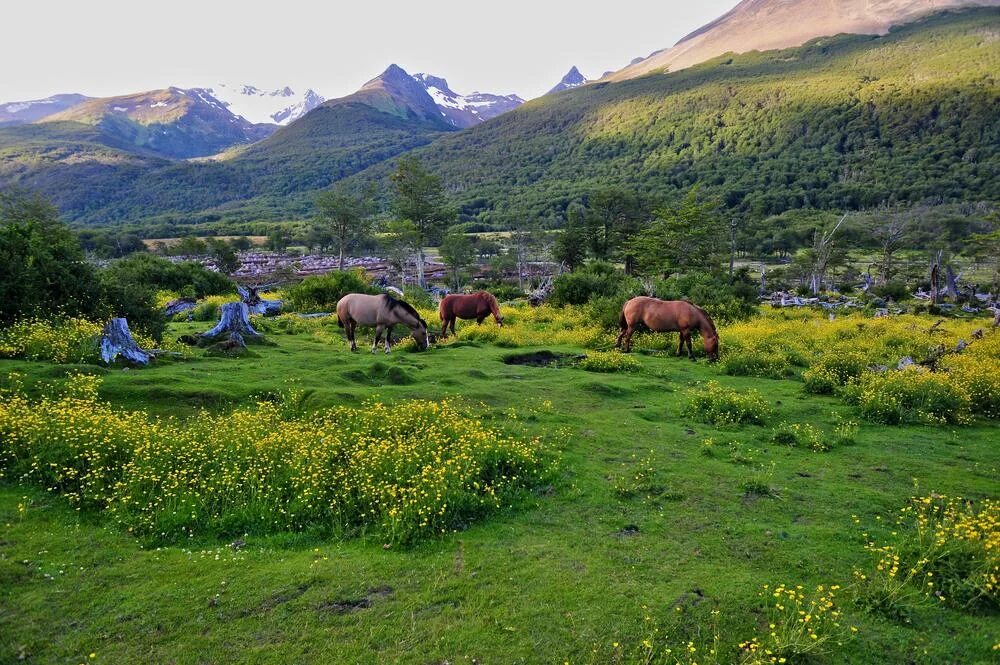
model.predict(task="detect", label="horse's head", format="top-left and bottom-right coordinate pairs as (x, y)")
top-left (412, 319), bottom-right (430, 350)
top-left (704, 334), bottom-right (720, 362)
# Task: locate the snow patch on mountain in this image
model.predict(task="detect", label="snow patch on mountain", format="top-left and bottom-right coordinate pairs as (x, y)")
top-left (207, 83), bottom-right (326, 125)
top-left (411, 73), bottom-right (523, 128)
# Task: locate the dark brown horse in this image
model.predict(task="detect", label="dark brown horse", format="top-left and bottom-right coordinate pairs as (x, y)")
top-left (615, 297), bottom-right (719, 361)
top-left (438, 291), bottom-right (503, 338)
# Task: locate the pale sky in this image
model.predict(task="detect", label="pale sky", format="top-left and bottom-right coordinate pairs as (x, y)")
top-left (3, 0), bottom-right (740, 103)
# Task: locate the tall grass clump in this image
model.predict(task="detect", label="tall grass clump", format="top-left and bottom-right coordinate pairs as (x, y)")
top-left (0, 318), bottom-right (102, 363)
top-left (683, 381), bottom-right (772, 425)
top-left (0, 375), bottom-right (552, 544)
top-left (854, 496), bottom-right (999, 615)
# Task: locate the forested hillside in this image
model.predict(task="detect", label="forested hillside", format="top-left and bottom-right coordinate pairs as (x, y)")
top-left (350, 9), bottom-right (1000, 226)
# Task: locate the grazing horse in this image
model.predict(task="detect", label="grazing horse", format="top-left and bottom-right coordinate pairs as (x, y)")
top-left (336, 293), bottom-right (429, 353)
top-left (615, 297), bottom-right (719, 361)
top-left (438, 291), bottom-right (503, 338)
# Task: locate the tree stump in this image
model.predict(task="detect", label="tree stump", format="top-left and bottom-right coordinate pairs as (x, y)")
top-left (237, 285), bottom-right (283, 316)
top-left (164, 297), bottom-right (197, 318)
top-left (100, 318), bottom-right (152, 365)
top-left (200, 302), bottom-right (263, 344)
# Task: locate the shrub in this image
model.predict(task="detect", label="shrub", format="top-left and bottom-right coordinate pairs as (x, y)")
top-left (0, 377), bottom-right (552, 544)
top-left (100, 254), bottom-right (234, 299)
top-left (550, 262), bottom-right (638, 306)
top-left (854, 496), bottom-right (999, 614)
top-left (651, 270), bottom-right (759, 324)
top-left (683, 381), bottom-right (772, 425)
top-left (578, 351), bottom-right (641, 373)
top-left (722, 348), bottom-right (793, 379)
top-left (0, 318), bottom-right (101, 363)
top-left (844, 367), bottom-right (971, 425)
top-left (402, 285), bottom-right (434, 309)
top-left (0, 191), bottom-right (103, 325)
top-left (803, 352), bottom-right (869, 394)
top-left (284, 270), bottom-right (375, 313)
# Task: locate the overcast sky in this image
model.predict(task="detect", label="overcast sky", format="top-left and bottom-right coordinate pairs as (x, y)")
top-left (3, 0), bottom-right (740, 102)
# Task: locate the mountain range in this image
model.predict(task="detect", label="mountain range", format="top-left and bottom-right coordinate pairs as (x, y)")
top-left (0, 0), bottom-right (997, 229)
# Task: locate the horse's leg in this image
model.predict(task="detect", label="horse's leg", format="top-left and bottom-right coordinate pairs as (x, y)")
top-left (676, 331), bottom-right (686, 357)
top-left (687, 333), bottom-right (696, 361)
top-left (615, 318), bottom-right (628, 349)
top-left (384, 325), bottom-right (393, 353)
top-left (348, 320), bottom-right (357, 352)
top-left (623, 325), bottom-right (637, 353)
top-left (372, 324), bottom-right (384, 353)
top-left (439, 316), bottom-right (448, 339)
top-left (476, 315), bottom-right (486, 324)
top-left (449, 317), bottom-right (456, 335)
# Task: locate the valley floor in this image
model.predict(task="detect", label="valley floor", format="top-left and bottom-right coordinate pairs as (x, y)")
top-left (1, 321), bottom-right (997, 664)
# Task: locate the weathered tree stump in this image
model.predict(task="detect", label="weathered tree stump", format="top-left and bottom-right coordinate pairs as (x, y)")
top-left (237, 285), bottom-right (283, 316)
top-left (100, 318), bottom-right (152, 365)
top-left (200, 302), bottom-right (263, 344)
top-left (164, 297), bottom-right (197, 318)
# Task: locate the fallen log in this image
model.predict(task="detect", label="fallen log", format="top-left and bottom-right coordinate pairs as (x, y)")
top-left (100, 318), bottom-right (152, 366)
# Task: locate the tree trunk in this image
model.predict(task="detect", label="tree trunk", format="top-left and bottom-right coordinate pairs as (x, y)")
top-left (200, 302), bottom-right (263, 343)
top-left (930, 258), bottom-right (941, 304)
top-left (237, 286), bottom-right (282, 316)
top-left (100, 318), bottom-right (152, 365)
top-left (339, 245), bottom-right (345, 272)
top-left (416, 247), bottom-right (426, 287)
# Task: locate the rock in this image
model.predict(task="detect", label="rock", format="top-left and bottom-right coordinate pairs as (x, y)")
top-left (897, 356), bottom-right (914, 370)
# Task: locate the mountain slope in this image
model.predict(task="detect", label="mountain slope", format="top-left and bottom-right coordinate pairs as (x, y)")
top-left (0, 94), bottom-right (92, 125)
top-left (611, 0), bottom-right (1000, 80)
top-left (412, 74), bottom-right (523, 128)
top-left (40, 87), bottom-right (275, 158)
top-left (344, 9), bottom-right (1000, 225)
top-left (0, 65), bottom-right (454, 225)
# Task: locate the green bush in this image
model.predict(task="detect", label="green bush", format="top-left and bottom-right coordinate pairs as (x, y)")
top-left (284, 270), bottom-right (375, 313)
top-left (402, 285), bottom-right (434, 309)
top-left (100, 254), bottom-right (234, 299)
top-left (651, 270), bottom-right (758, 324)
top-left (722, 348), bottom-right (793, 379)
top-left (550, 262), bottom-right (638, 306)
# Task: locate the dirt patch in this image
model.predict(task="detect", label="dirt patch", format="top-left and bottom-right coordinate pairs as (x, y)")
top-left (239, 583), bottom-right (311, 617)
top-left (318, 585), bottom-right (394, 615)
top-left (615, 524), bottom-right (641, 538)
top-left (502, 351), bottom-right (581, 368)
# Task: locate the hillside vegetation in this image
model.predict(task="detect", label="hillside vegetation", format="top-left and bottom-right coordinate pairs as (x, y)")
top-left (352, 9), bottom-right (1000, 226)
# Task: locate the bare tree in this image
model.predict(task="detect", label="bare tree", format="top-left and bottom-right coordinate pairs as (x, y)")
top-left (872, 208), bottom-right (911, 286)
top-left (810, 214), bottom-right (849, 294)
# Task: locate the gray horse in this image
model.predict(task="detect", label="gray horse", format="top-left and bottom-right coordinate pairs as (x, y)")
top-left (336, 293), bottom-right (429, 353)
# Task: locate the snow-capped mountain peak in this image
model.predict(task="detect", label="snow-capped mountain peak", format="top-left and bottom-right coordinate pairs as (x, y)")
top-left (547, 66), bottom-right (589, 95)
top-left (207, 83), bottom-right (325, 125)
top-left (411, 73), bottom-right (524, 128)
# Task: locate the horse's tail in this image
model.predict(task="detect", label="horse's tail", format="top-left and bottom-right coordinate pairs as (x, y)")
top-left (619, 307), bottom-right (628, 331)
top-left (336, 315), bottom-right (344, 328)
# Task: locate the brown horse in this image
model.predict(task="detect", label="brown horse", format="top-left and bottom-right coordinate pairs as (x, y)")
top-left (438, 291), bottom-right (503, 338)
top-left (615, 297), bottom-right (719, 361)
top-left (336, 293), bottom-right (429, 353)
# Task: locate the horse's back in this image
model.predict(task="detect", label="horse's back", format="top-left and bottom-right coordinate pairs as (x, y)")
top-left (337, 293), bottom-right (384, 324)
top-left (624, 296), bottom-right (700, 331)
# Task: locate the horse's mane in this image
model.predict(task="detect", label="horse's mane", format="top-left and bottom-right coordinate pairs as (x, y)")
top-left (692, 304), bottom-right (718, 336)
top-left (385, 294), bottom-right (426, 326)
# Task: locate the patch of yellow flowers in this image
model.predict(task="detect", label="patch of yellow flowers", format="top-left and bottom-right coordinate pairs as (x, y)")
top-left (855, 495), bottom-right (999, 611)
top-left (0, 317), bottom-right (102, 364)
top-left (0, 374), bottom-right (551, 544)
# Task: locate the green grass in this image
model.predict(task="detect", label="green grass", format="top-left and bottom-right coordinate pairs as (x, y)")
top-left (1, 320), bottom-right (998, 663)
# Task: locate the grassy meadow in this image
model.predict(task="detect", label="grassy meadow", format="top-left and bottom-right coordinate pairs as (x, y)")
top-left (0, 306), bottom-right (998, 664)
